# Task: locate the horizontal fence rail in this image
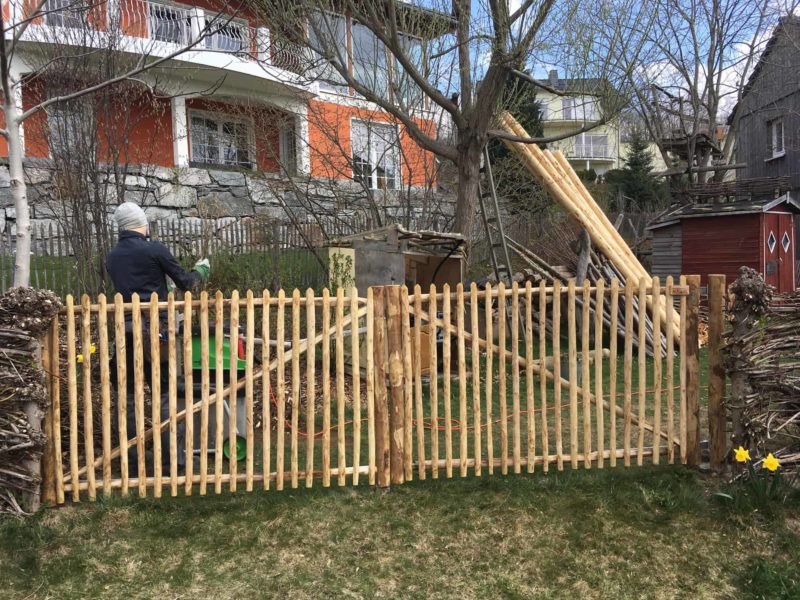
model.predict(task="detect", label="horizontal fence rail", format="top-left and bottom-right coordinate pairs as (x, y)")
top-left (42, 276), bottom-right (699, 503)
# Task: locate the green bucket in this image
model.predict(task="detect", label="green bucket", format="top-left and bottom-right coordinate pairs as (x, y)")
top-left (222, 436), bottom-right (247, 462)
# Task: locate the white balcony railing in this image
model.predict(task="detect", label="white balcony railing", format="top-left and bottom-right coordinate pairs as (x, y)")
top-left (572, 145), bottom-right (612, 159)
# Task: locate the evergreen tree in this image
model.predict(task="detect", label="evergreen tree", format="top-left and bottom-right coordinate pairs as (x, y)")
top-left (618, 128), bottom-right (664, 210)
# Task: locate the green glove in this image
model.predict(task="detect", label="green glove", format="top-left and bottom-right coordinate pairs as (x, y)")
top-left (194, 258), bottom-right (210, 282)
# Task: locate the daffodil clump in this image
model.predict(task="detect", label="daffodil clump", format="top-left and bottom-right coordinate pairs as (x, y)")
top-left (719, 445), bottom-right (786, 510)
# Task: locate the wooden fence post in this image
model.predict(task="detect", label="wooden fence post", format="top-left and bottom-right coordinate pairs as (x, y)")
top-left (685, 275), bottom-right (702, 466)
top-left (386, 285), bottom-right (405, 485)
top-left (40, 321), bottom-right (57, 506)
top-left (372, 286), bottom-right (391, 488)
top-left (707, 274), bottom-right (727, 471)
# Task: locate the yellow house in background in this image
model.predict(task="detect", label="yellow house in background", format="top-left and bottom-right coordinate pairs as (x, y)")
top-left (536, 70), bottom-right (622, 176)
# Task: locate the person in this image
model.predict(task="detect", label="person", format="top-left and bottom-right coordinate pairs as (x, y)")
top-left (106, 202), bottom-right (210, 477)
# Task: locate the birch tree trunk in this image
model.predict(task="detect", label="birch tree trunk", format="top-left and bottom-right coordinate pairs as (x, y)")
top-left (5, 96), bottom-right (31, 288)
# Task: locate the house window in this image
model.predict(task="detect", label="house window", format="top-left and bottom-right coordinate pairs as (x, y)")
top-left (352, 21), bottom-right (388, 97)
top-left (351, 120), bottom-right (399, 190)
top-left (149, 3), bottom-right (191, 44)
top-left (279, 123), bottom-right (297, 175)
top-left (47, 101), bottom-right (93, 158)
top-left (190, 112), bottom-right (253, 168)
top-left (44, 0), bottom-right (83, 28)
top-left (574, 133), bottom-right (609, 158)
top-left (308, 12), bottom-right (348, 93)
top-left (768, 118), bottom-right (785, 158)
top-left (537, 100), bottom-right (549, 121)
top-left (562, 98), bottom-right (575, 120)
top-left (205, 17), bottom-right (249, 54)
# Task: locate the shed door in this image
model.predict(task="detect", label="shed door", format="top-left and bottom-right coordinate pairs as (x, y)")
top-left (763, 213), bottom-right (795, 292)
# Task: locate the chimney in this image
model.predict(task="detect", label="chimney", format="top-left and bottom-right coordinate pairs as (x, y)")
top-left (548, 69), bottom-right (558, 86)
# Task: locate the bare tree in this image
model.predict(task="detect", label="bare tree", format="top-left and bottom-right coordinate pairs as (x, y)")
top-left (0, 0), bottom-right (238, 286)
top-left (245, 0), bottom-right (653, 240)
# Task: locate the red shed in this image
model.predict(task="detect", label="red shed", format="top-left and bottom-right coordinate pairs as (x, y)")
top-left (648, 195), bottom-right (800, 292)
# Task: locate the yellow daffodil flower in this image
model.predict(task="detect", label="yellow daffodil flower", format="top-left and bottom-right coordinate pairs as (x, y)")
top-left (76, 354), bottom-right (84, 364)
top-left (763, 453), bottom-right (780, 472)
top-left (734, 446), bottom-right (750, 462)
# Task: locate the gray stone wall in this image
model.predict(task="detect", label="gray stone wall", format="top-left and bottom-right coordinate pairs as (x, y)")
top-left (0, 159), bottom-right (455, 237)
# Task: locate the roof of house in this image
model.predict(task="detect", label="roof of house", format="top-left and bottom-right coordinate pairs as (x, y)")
top-left (647, 194), bottom-right (800, 230)
top-left (534, 70), bottom-right (607, 96)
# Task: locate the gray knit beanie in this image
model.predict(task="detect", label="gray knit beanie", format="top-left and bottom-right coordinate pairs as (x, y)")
top-left (113, 202), bottom-right (148, 231)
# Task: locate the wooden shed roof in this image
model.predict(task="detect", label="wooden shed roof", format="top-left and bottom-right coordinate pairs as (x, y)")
top-left (328, 223), bottom-right (466, 256)
top-left (648, 194), bottom-right (800, 230)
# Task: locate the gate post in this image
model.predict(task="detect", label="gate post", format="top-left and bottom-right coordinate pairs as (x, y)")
top-left (386, 286), bottom-right (406, 486)
top-left (707, 274), bottom-right (727, 471)
top-left (371, 286), bottom-right (391, 488)
top-left (685, 275), bottom-right (702, 466)
top-left (40, 318), bottom-right (58, 506)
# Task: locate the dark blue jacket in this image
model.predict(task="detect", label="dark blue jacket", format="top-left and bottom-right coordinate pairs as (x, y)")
top-left (106, 231), bottom-right (201, 301)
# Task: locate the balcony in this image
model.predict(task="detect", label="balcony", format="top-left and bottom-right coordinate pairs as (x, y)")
top-left (570, 145), bottom-right (613, 159)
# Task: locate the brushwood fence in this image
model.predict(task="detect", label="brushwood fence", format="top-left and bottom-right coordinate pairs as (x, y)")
top-left (40, 276), bottom-right (703, 503)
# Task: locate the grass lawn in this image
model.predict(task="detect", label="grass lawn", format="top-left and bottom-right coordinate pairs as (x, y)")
top-left (2, 466), bottom-right (799, 599)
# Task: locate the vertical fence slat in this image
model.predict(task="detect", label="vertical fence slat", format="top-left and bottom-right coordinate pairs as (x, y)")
top-left (276, 289), bottom-right (286, 490)
top-left (366, 287), bottom-right (375, 485)
top-left (214, 292), bottom-right (225, 493)
top-left (199, 292), bottom-right (210, 495)
top-left (373, 286), bottom-right (390, 488)
top-left (291, 290), bottom-right (301, 489)
top-left (414, 285), bottom-right (427, 479)
top-left (553, 281), bottom-right (563, 471)
top-left (455, 284), bottom-right (467, 477)
top-left (150, 293), bottom-right (163, 498)
top-left (497, 282), bottom-right (508, 475)
top-left (511, 283), bottom-right (521, 474)
top-left (131, 294), bottom-right (147, 497)
top-left (183, 293), bottom-right (194, 495)
top-left (245, 291), bottom-right (256, 492)
top-left (608, 279), bottom-right (619, 468)
top-left (679, 276), bottom-right (687, 463)
top-left (80, 295), bottom-right (96, 500)
top-left (66, 296), bottom-right (80, 502)
top-left (470, 283), bottom-right (481, 477)
top-left (594, 280), bottom-right (604, 468)
top-left (652, 277), bottom-right (662, 465)
top-left (525, 282), bottom-right (534, 473)
top-left (484, 283), bottom-right (493, 475)
top-left (708, 274), bottom-right (726, 471)
top-left (429, 284), bottom-right (440, 479)
top-left (387, 286), bottom-right (405, 486)
top-left (665, 277), bottom-right (675, 464)
top-left (623, 280), bottom-right (634, 466)
top-left (336, 288), bottom-right (346, 487)
top-left (306, 289), bottom-right (316, 488)
top-left (685, 275), bottom-right (701, 466)
top-left (321, 289), bottom-right (330, 487)
top-left (113, 294), bottom-right (129, 495)
top-left (350, 290), bottom-right (362, 485)
top-left (442, 284), bottom-right (452, 477)
top-left (538, 281), bottom-right (549, 473)
top-left (402, 286), bottom-right (414, 481)
top-left (567, 281), bottom-right (578, 469)
top-left (167, 293), bottom-right (178, 496)
top-left (581, 280), bottom-right (591, 470)
top-left (51, 317), bottom-right (64, 503)
top-left (637, 278), bottom-right (647, 466)
top-left (228, 290), bottom-right (240, 492)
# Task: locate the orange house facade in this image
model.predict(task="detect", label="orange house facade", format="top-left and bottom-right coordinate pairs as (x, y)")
top-left (3, 0), bottom-right (440, 193)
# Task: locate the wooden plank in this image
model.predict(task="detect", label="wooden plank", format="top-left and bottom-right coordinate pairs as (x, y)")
top-left (276, 289), bottom-right (285, 490)
top-left (637, 278), bottom-right (647, 466)
top-left (429, 284), bottom-right (440, 479)
top-left (336, 288), bottom-right (346, 486)
top-left (149, 293), bottom-right (163, 498)
top-left (497, 282), bottom-right (508, 475)
top-left (652, 277), bottom-right (662, 465)
top-left (679, 275), bottom-right (687, 464)
top-left (113, 294), bottom-right (129, 495)
top-left (608, 279), bottom-right (619, 467)
top-left (685, 275), bottom-right (701, 466)
top-left (66, 296), bottom-right (80, 502)
top-left (366, 287), bottom-right (376, 485)
top-left (470, 283), bottom-right (481, 477)
top-left (199, 292), bottom-right (210, 495)
top-left (511, 283), bottom-right (521, 474)
top-left (568, 281), bottom-right (578, 469)
top-left (351, 289), bottom-right (363, 484)
top-left (401, 286), bottom-right (414, 481)
top-left (167, 293), bottom-right (178, 496)
top-left (455, 284), bottom-right (468, 477)
top-left (665, 277), bottom-right (675, 465)
top-left (623, 280), bottom-right (634, 466)
top-left (261, 291), bottom-right (271, 491)
top-left (552, 280), bottom-right (563, 470)
top-left (96, 296), bottom-right (111, 497)
top-left (214, 292), bottom-right (225, 493)
top-left (131, 295), bottom-right (147, 496)
top-left (525, 282), bottom-right (535, 473)
top-left (442, 283), bottom-right (452, 478)
top-left (581, 280), bottom-right (591, 470)
top-left (245, 291), bottom-right (256, 491)
top-left (386, 286), bottom-right (405, 485)
top-left (182, 292), bottom-right (194, 495)
top-left (291, 289), bottom-right (301, 489)
top-left (538, 280), bottom-right (549, 473)
top-left (373, 286), bottom-right (390, 488)
top-left (80, 295), bottom-right (96, 500)
top-left (306, 289), bottom-right (316, 488)
top-left (707, 274), bottom-right (726, 471)
top-left (321, 288), bottom-right (331, 487)
top-left (594, 280), bottom-right (605, 468)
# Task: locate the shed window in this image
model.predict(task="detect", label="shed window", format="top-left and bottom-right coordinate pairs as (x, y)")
top-left (768, 118), bottom-right (785, 158)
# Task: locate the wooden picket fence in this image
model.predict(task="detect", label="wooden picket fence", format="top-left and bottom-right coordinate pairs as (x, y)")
top-left (40, 276), bottom-right (702, 503)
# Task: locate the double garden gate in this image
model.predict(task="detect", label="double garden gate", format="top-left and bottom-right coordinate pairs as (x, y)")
top-left (41, 277), bottom-right (702, 503)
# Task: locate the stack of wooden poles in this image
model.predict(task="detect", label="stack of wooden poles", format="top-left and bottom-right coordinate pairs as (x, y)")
top-left (497, 111), bottom-right (680, 352)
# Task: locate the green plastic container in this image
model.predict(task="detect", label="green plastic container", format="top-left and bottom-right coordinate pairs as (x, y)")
top-left (191, 334), bottom-right (247, 371)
